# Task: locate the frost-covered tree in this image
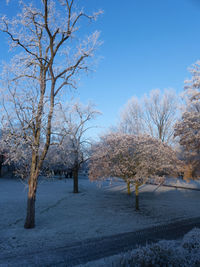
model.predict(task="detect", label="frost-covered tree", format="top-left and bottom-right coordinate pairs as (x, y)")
top-left (117, 89), bottom-right (178, 145)
top-left (144, 89), bottom-right (178, 143)
top-left (43, 136), bottom-right (74, 177)
top-left (0, 0), bottom-right (102, 228)
top-left (174, 61), bottom-right (200, 178)
top-left (47, 101), bottom-right (100, 193)
top-left (89, 133), bottom-right (181, 210)
top-left (118, 97), bottom-right (144, 135)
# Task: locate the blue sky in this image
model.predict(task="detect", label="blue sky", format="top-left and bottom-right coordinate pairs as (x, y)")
top-left (1, 0), bottom-right (200, 138)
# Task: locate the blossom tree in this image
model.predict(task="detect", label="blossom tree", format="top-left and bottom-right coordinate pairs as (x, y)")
top-left (174, 61), bottom-right (200, 178)
top-left (0, 0), bottom-right (102, 228)
top-left (89, 133), bottom-right (181, 210)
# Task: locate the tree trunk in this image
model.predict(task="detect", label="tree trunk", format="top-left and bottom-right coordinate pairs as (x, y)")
top-left (73, 167), bottom-right (79, 193)
top-left (183, 163), bottom-right (193, 181)
top-left (24, 173), bottom-right (38, 229)
top-left (0, 155), bottom-right (3, 177)
top-left (135, 183), bottom-right (139, 211)
top-left (127, 180), bottom-right (131, 195)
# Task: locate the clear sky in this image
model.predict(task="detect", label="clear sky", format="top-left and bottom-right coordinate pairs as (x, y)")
top-left (1, 0), bottom-right (200, 139)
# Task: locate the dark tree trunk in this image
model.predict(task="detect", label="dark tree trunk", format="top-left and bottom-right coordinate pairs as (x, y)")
top-left (73, 167), bottom-right (79, 193)
top-left (127, 180), bottom-right (131, 195)
top-left (24, 173), bottom-right (38, 229)
top-left (0, 155), bottom-right (3, 177)
top-left (135, 194), bottom-right (139, 211)
top-left (135, 183), bottom-right (139, 211)
top-left (24, 194), bottom-right (36, 229)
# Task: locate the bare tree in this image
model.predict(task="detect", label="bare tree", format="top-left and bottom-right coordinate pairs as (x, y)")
top-left (43, 136), bottom-right (74, 178)
top-left (117, 89), bottom-right (178, 145)
top-left (55, 101), bottom-right (101, 193)
top-left (118, 97), bottom-right (144, 135)
top-left (0, 0), bottom-right (102, 228)
top-left (143, 89), bottom-right (178, 144)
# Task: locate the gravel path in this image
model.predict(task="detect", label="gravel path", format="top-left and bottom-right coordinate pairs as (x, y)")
top-left (1, 216), bottom-right (200, 266)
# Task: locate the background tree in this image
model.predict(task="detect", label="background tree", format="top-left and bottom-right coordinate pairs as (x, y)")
top-left (43, 137), bottom-right (74, 178)
top-left (46, 100), bottom-right (100, 193)
top-left (174, 61), bottom-right (200, 178)
top-left (89, 133), bottom-right (181, 210)
top-left (0, 0), bottom-right (102, 228)
top-left (118, 97), bottom-right (144, 135)
top-left (63, 102), bottom-right (100, 193)
top-left (144, 89), bottom-right (178, 143)
top-left (117, 89), bottom-right (178, 145)
top-left (0, 88), bottom-right (37, 180)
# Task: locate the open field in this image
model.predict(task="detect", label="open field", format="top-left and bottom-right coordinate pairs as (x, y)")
top-left (0, 176), bottom-right (200, 262)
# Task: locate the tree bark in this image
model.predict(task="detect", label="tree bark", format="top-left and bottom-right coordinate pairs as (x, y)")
top-left (127, 180), bottom-right (131, 195)
top-left (24, 191), bottom-right (36, 229)
top-left (183, 163), bottom-right (193, 181)
top-left (0, 155), bottom-right (3, 177)
top-left (73, 167), bottom-right (79, 193)
top-left (135, 183), bottom-right (139, 211)
top-left (24, 170), bottom-right (38, 229)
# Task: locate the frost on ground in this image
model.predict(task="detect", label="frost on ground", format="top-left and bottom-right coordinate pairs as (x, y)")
top-left (79, 228), bottom-right (200, 267)
top-left (150, 176), bottom-right (200, 190)
top-left (0, 176), bottom-right (200, 259)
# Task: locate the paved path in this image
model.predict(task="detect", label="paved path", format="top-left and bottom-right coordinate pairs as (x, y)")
top-left (1, 216), bottom-right (200, 266)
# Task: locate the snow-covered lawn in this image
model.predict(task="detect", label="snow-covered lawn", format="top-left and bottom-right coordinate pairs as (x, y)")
top-left (0, 175), bottom-right (200, 258)
top-left (150, 176), bottom-right (200, 190)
